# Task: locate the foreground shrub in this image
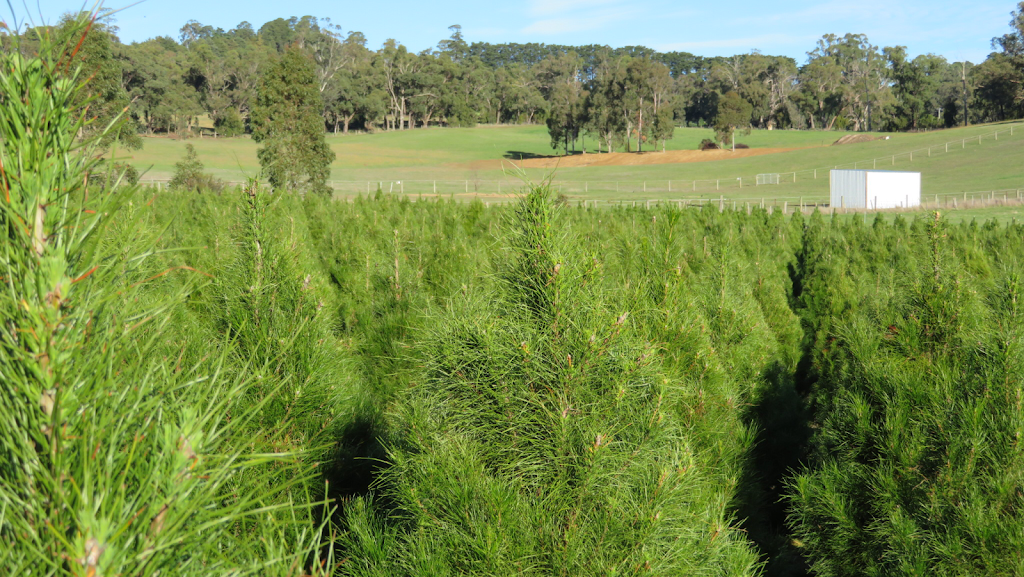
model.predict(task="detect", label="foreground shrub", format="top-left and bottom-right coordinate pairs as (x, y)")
top-left (0, 16), bottom-right (331, 575)
top-left (789, 215), bottom-right (1024, 575)
top-left (339, 185), bottom-right (759, 575)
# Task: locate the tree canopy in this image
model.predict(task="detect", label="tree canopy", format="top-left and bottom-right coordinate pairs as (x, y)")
top-left (250, 45), bottom-right (335, 194)
top-left (12, 4), bottom-right (1023, 159)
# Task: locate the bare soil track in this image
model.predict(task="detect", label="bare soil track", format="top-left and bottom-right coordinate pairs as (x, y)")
top-left (457, 147), bottom-right (798, 171)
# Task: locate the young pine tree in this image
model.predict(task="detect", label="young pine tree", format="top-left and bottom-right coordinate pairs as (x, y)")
top-left (789, 214), bottom-right (1024, 576)
top-left (339, 185), bottom-right (759, 575)
top-left (251, 45), bottom-right (335, 194)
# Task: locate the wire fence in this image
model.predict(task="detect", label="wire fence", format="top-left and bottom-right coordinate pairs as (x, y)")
top-left (569, 188), bottom-right (1024, 214)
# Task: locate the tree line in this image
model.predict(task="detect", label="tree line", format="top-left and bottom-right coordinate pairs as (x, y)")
top-left (9, 3), bottom-right (1024, 155)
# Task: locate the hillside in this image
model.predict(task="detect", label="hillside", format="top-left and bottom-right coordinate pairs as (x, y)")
top-left (121, 122), bottom-right (1024, 203)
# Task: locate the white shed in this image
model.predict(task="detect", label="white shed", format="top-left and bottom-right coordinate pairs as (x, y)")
top-left (830, 170), bottom-right (921, 209)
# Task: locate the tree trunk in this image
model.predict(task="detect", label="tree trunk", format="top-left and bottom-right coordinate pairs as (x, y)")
top-left (636, 100), bottom-right (643, 154)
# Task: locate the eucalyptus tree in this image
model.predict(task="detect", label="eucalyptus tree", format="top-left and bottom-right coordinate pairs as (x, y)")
top-left (981, 1), bottom-right (1024, 120)
top-left (121, 37), bottom-right (202, 134)
top-left (536, 52), bottom-right (587, 154)
top-left (801, 34), bottom-right (890, 131)
top-left (55, 15), bottom-right (141, 149)
top-left (323, 32), bottom-right (384, 132)
top-left (376, 40), bottom-right (420, 130)
top-left (586, 55), bottom-right (628, 152)
top-left (625, 56), bottom-right (674, 152)
top-left (885, 47), bottom-right (948, 130)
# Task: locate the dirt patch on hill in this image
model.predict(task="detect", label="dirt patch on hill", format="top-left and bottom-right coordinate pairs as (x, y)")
top-left (832, 134), bottom-right (886, 146)
top-left (458, 147), bottom-right (797, 171)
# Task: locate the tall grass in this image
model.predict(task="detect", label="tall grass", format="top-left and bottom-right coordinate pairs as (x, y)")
top-left (0, 15), bottom-right (335, 576)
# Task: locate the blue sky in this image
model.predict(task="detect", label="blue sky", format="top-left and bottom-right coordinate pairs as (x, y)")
top-left (18, 0), bottom-right (1017, 63)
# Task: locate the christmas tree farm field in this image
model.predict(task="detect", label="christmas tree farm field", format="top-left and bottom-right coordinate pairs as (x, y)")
top-left (6, 42), bottom-right (1024, 571)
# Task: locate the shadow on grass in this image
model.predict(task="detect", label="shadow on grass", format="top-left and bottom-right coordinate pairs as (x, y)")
top-left (320, 403), bottom-right (389, 501)
top-left (733, 361), bottom-right (812, 576)
top-left (503, 150), bottom-right (554, 161)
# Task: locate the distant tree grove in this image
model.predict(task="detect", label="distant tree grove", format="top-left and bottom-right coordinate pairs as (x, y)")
top-left (7, 3), bottom-right (1024, 154)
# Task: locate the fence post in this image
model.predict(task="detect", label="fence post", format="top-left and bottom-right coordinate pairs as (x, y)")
top-left (465, 180), bottom-right (468, 193)
top-left (668, 180), bottom-right (671, 192)
top-left (783, 201), bottom-right (788, 214)
top-left (793, 172), bottom-right (796, 183)
top-left (692, 180), bottom-right (696, 192)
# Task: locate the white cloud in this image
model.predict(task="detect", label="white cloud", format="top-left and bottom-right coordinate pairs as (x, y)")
top-left (521, 0), bottom-right (638, 36)
top-left (522, 10), bottom-right (630, 34)
top-left (527, 0), bottom-right (624, 17)
top-left (658, 33), bottom-right (817, 53)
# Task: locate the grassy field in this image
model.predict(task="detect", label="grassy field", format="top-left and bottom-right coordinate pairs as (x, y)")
top-left (124, 122), bottom-right (1024, 205)
top-left (123, 125), bottom-right (874, 179)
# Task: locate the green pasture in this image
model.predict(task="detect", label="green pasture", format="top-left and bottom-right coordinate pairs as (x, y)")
top-left (124, 122), bottom-right (1023, 205)
top-left (122, 124), bottom-right (869, 180)
top-left (536, 122), bottom-right (1024, 203)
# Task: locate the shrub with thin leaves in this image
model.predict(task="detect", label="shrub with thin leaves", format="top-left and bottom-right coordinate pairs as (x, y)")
top-left (0, 15), bottom-right (333, 576)
top-left (339, 185), bottom-right (759, 575)
top-left (168, 143), bottom-right (225, 193)
top-left (788, 214), bottom-right (1024, 576)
